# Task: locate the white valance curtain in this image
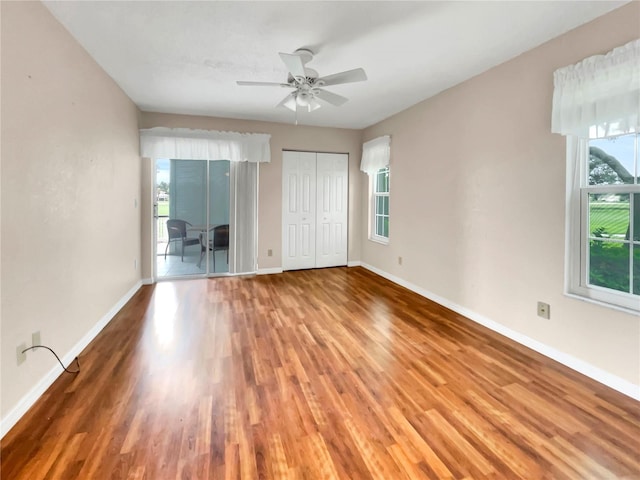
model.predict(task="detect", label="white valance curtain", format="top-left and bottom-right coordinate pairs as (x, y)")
top-left (140, 127), bottom-right (271, 162)
top-left (360, 135), bottom-right (391, 174)
top-left (551, 38), bottom-right (640, 138)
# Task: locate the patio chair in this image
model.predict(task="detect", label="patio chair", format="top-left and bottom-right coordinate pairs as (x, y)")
top-left (197, 224), bottom-right (229, 271)
top-left (211, 224), bottom-right (229, 271)
top-left (197, 228), bottom-right (214, 269)
top-left (165, 219), bottom-right (200, 261)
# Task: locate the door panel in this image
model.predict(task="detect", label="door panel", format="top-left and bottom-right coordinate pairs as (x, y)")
top-left (302, 174), bottom-right (311, 212)
top-left (334, 223), bottom-right (343, 254)
top-left (288, 175), bottom-right (297, 212)
top-left (282, 151), bottom-right (316, 270)
top-left (316, 153), bottom-right (348, 268)
top-left (287, 225), bottom-right (296, 257)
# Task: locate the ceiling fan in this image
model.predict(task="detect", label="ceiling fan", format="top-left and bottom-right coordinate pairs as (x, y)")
top-left (236, 48), bottom-right (367, 113)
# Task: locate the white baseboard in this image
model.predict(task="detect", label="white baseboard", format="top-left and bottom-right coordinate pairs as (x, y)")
top-left (359, 262), bottom-right (640, 401)
top-left (0, 281), bottom-right (143, 439)
top-left (257, 267), bottom-right (283, 275)
top-left (259, 263), bottom-right (361, 273)
top-left (141, 277), bottom-right (154, 285)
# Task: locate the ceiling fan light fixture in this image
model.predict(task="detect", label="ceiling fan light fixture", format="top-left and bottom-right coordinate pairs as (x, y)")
top-left (296, 91), bottom-right (312, 107)
top-left (282, 95), bottom-right (297, 111)
top-left (309, 98), bottom-right (322, 112)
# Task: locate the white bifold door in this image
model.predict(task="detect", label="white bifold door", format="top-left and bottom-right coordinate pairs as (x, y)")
top-left (282, 151), bottom-right (348, 271)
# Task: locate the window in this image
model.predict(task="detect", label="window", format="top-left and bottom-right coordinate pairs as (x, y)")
top-left (568, 133), bottom-right (639, 312)
top-left (361, 135), bottom-right (391, 243)
top-left (371, 166), bottom-right (389, 242)
top-left (552, 39), bottom-right (639, 313)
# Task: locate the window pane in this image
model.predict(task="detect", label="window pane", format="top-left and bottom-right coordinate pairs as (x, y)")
top-left (589, 240), bottom-right (629, 292)
top-left (634, 193), bottom-right (640, 242)
top-left (376, 168), bottom-right (389, 193)
top-left (375, 171), bottom-right (384, 192)
top-left (634, 245), bottom-right (640, 296)
top-left (383, 196), bottom-right (389, 215)
top-left (589, 194), bottom-right (629, 239)
top-left (376, 195), bottom-right (384, 215)
top-left (589, 134), bottom-right (635, 185)
top-left (375, 216), bottom-right (383, 236)
top-left (383, 216), bottom-right (389, 238)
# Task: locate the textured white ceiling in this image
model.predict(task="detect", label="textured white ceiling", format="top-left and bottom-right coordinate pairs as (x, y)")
top-left (43, 1), bottom-right (626, 129)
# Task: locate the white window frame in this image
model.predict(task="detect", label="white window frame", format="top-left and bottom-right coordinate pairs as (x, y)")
top-left (565, 133), bottom-right (640, 314)
top-left (369, 166), bottom-right (389, 244)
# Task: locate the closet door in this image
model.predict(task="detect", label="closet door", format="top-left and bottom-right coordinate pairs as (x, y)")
top-left (282, 151), bottom-right (317, 270)
top-left (316, 153), bottom-right (348, 268)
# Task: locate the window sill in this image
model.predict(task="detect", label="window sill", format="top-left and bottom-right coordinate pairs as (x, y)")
top-left (564, 290), bottom-right (640, 316)
top-left (368, 236), bottom-right (389, 246)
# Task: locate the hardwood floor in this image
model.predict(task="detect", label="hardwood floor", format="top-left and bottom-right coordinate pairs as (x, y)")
top-left (1, 267), bottom-right (639, 479)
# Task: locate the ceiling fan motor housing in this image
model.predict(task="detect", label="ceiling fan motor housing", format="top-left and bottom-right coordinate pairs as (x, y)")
top-left (294, 48), bottom-right (314, 65)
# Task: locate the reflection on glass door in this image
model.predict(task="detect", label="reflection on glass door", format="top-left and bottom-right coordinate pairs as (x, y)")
top-left (206, 160), bottom-right (230, 274)
top-left (154, 159), bottom-right (230, 278)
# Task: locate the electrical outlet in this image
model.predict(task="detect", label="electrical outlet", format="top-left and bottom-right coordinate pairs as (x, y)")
top-left (32, 331), bottom-right (41, 347)
top-left (398, 256), bottom-right (403, 265)
top-left (537, 301), bottom-right (551, 319)
top-left (17, 343), bottom-right (27, 365)
top-left (267, 249), bottom-right (273, 257)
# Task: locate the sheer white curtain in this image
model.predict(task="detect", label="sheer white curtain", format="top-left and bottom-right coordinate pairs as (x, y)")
top-left (564, 136), bottom-right (588, 291)
top-left (140, 127), bottom-right (270, 275)
top-left (360, 135), bottom-right (391, 174)
top-left (229, 161), bottom-right (258, 274)
top-left (552, 38), bottom-right (640, 138)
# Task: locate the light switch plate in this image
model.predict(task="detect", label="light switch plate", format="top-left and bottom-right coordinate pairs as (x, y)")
top-left (537, 301), bottom-right (550, 319)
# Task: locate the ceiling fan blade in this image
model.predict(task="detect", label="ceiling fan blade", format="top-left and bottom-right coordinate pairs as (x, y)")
top-left (237, 81), bottom-right (292, 87)
top-left (316, 68), bottom-right (367, 87)
top-left (309, 98), bottom-right (322, 112)
top-left (316, 89), bottom-right (349, 106)
top-left (279, 52), bottom-right (306, 78)
top-left (277, 93), bottom-right (297, 111)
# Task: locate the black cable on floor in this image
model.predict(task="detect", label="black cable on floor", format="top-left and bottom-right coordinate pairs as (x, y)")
top-left (21, 345), bottom-right (80, 374)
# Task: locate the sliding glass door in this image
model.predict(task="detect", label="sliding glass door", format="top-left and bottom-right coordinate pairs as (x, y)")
top-left (155, 159), bottom-right (231, 278)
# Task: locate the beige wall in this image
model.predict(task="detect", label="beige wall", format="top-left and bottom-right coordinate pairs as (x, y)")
top-left (1, 1), bottom-right (141, 420)
top-left (361, 2), bottom-right (640, 389)
top-left (139, 113), bottom-right (363, 278)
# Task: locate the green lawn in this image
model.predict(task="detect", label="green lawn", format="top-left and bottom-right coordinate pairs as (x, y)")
top-left (589, 241), bottom-right (637, 293)
top-left (589, 200), bottom-right (628, 237)
top-left (158, 200), bottom-right (169, 217)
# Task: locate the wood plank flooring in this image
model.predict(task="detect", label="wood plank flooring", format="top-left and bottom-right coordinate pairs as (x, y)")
top-left (1, 267), bottom-right (639, 479)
